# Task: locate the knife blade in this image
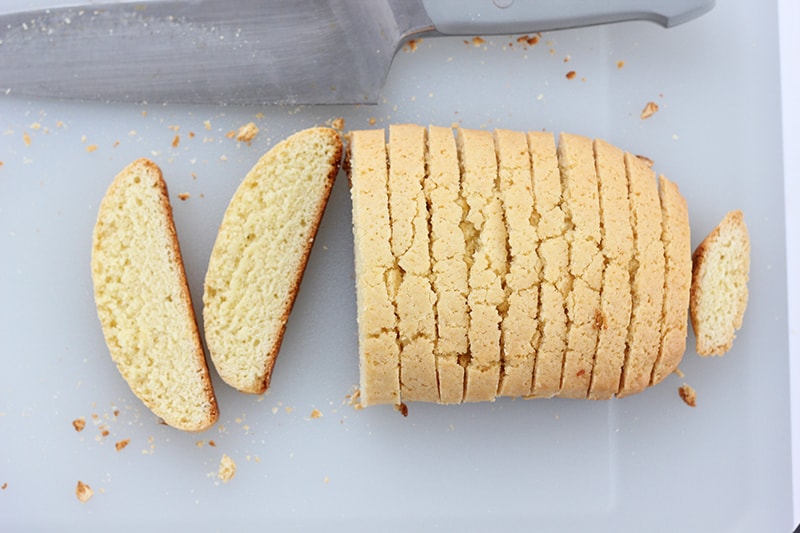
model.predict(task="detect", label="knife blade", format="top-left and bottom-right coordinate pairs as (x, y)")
top-left (0, 0), bottom-right (714, 105)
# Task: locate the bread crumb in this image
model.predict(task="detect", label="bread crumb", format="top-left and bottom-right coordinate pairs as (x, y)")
top-left (72, 417), bottom-right (86, 432)
top-left (368, 117), bottom-right (377, 126)
top-left (403, 38), bottom-right (422, 52)
top-left (395, 403), bottom-right (409, 417)
top-left (285, 406), bottom-right (294, 414)
top-left (208, 439), bottom-right (216, 447)
top-left (178, 192), bottom-right (190, 201)
top-left (75, 481), bottom-right (93, 503)
top-left (172, 135), bottom-right (180, 148)
top-left (679, 384), bottom-right (696, 407)
top-left (330, 117), bottom-right (345, 131)
top-left (1, 483), bottom-right (7, 490)
top-left (23, 132), bottom-right (31, 146)
top-left (470, 36), bottom-right (485, 47)
top-left (641, 101), bottom-right (659, 119)
top-left (115, 439), bottom-right (130, 452)
top-left (204, 120), bottom-right (212, 130)
top-left (218, 454), bottom-right (236, 483)
top-left (195, 440), bottom-right (204, 448)
top-left (86, 144), bottom-right (98, 153)
top-left (235, 122), bottom-right (259, 143)
top-left (566, 70), bottom-right (576, 80)
top-left (616, 60), bottom-right (625, 69)
top-left (323, 476), bottom-right (330, 484)
top-left (674, 368), bottom-right (685, 378)
top-left (309, 409), bottom-right (323, 419)
top-left (517, 34), bottom-right (540, 47)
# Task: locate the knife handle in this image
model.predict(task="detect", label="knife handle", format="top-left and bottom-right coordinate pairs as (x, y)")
top-left (420, 0), bottom-right (714, 34)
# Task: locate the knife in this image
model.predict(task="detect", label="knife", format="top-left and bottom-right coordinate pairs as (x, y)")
top-left (0, 0), bottom-right (714, 105)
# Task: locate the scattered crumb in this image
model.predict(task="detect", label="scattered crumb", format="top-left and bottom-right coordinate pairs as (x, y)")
top-left (72, 417), bottom-right (86, 432)
top-left (1, 483), bottom-right (7, 490)
top-left (641, 101), bottom-right (659, 119)
top-left (329, 117), bottom-right (345, 131)
top-left (225, 130), bottom-right (236, 139)
top-left (516, 34), bottom-right (540, 47)
top-left (75, 481), bottom-right (93, 503)
top-left (368, 117), bottom-right (377, 126)
top-left (0, 161), bottom-right (4, 167)
top-left (218, 454), bottom-right (236, 483)
top-left (203, 120), bottom-right (212, 130)
top-left (196, 440), bottom-right (204, 448)
top-left (30, 122), bottom-right (42, 130)
top-left (323, 476), bottom-right (330, 484)
top-left (86, 144), bottom-right (98, 153)
top-left (23, 132), bottom-right (31, 146)
top-left (172, 135), bottom-right (180, 148)
top-left (403, 38), bottom-right (422, 52)
top-left (255, 112), bottom-right (265, 119)
top-left (616, 60), bottom-right (625, 69)
top-left (208, 440), bottom-right (216, 447)
top-left (679, 384), bottom-right (697, 407)
top-left (188, 131), bottom-right (196, 138)
top-left (141, 110), bottom-right (148, 117)
top-left (284, 406), bottom-right (294, 414)
top-left (674, 368), bottom-right (685, 378)
top-left (178, 192), bottom-right (190, 201)
top-left (563, 55), bottom-right (570, 63)
top-left (395, 403), bottom-right (409, 417)
top-left (470, 36), bottom-right (485, 47)
top-left (115, 439), bottom-right (130, 452)
top-left (112, 140), bottom-right (120, 148)
top-left (565, 70), bottom-right (577, 80)
top-left (309, 409), bottom-right (323, 419)
top-left (235, 122), bottom-right (259, 143)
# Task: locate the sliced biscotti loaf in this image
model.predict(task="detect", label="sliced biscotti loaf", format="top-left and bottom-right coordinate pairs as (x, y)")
top-left (388, 124), bottom-right (438, 403)
top-left (495, 128), bottom-right (540, 398)
top-left (528, 131), bottom-right (569, 399)
top-left (457, 127), bottom-right (507, 402)
top-left (651, 176), bottom-right (692, 383)
top-left (617, 153), bottom-right (666, 398)
top-left (349, 129), bottom-right (402, 407)
top-left (589, 139), bottom-right (634, 400)
top-left (690, 210), bottom-right (750, 356)
top-left (91, 158), bottom-right (218, 431)
top-left (425, 125), bottom-right (469, 405)
top-left (558, 133), bottom-right (603, 399)
top-left (203, 127), bottom-right (342, 394)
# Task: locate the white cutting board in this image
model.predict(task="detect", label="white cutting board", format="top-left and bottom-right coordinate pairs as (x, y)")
top-left (0, 1), bottom-right (793, 531)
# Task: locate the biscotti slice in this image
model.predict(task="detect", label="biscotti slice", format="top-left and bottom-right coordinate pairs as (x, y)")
top-left (527, 131), bottom-right (569, 398)
top-left (557, 133), bottom-right (603, 399)
top-left (425, 125), bottom-right (468, 404)
top-left (588, 139), bottom-right (634, 399)
top-left (495, 129), bottom-right (540, 397)
top-left (387, 124), bottom-right (438, 403)
top-left (203, 127), bottom-right (342, 394)
top-left (457, 128), bottom-right (507, 402)
top-left (349, 129), bottom-right (402, 407)
top-left (617, 153), bottom-right (666, 398)
top-left (651, 176), bottom-right (691, 383)
top-left (690, 210), bottom-right (750, 356)
top-left (91, 158), bottom-right (218, 431)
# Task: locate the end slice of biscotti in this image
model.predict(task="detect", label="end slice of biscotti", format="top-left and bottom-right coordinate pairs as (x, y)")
top-left (203, 127), bottom-right (343, 393)
top-left (690, 210), bottom-right (750, 356)
top-left (91, 158), bottom-right (218, 431)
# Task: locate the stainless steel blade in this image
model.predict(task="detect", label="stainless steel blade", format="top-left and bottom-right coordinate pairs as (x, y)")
top-left (0, 0), bottom-right (433, 104)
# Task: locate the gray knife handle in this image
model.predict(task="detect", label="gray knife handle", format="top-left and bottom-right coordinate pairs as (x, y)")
top-left (420, 0), bottom-right (715, 34)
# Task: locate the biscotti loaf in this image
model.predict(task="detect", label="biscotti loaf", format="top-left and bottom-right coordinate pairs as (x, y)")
top-left (348, 125), bottom-right (706, 406)
top-left (203, 127), bottom-right (343, 394)
top-left (91, 158), bottom-right (218, 431)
